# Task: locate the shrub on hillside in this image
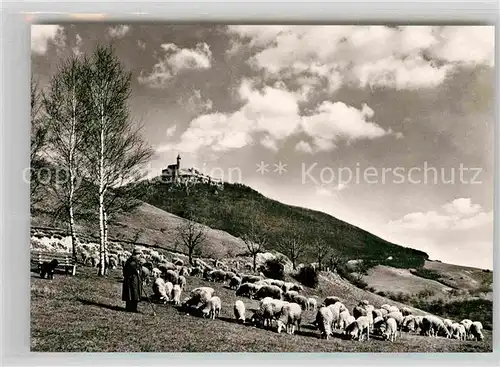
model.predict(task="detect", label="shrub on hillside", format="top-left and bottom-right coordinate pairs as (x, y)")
top-left (294, 264), bottom-right (319, 288)
top-left (260, 257), bottom-right (285, 280)
top-left (410, 267), bottom-right (442, 281)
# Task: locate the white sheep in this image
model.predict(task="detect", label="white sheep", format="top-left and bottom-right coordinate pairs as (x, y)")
top-left (165, 281), bottom-right (174, 300)
top-left (460, 319), bottom-right (473, 339)
top-left (384, 311), bottom-right (404, 331)
top-left (443, 318), bottom-right (454, 330)
top-left (469, 321), bottom-right (484, 341)
top-left (316, 306), bottom-right (334, 339)
top-left (388, 306), bottom-right (400, 314)
top-left (202, 296), bottom-right (221, 319)
top-left (234, 300), bottom-right (246, 324)
top-left (338, 310), bottom-right (352, 330)
top-left (327, 302), bottom-right (347, 329)
top-left (382, 317), bottom-right (399, 342)
top-left (152, 277), bottom-right (169, 303)
top-left (307, 297), bottom-right (318, 311)
top-left (276, 302), bottom-right (302, 335)
top-left (345, 316), bottom-right (370, 341)
top-left (422, 315), bottom-right (450, 338)
top-left (172, 284), bottom-right (182, 306)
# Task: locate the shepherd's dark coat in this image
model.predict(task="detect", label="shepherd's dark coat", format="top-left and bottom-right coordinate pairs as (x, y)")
top-left (122, 255), bottom-right (142, 302)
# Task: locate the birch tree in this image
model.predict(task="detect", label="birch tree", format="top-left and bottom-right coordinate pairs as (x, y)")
top-left (42, 57), bottom-right (88, 260)
top-left (83, 45), bottom-right (152, 276)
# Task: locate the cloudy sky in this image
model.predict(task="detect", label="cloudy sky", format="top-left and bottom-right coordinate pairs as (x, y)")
top-left (32, 24), bottom-right (495, 269)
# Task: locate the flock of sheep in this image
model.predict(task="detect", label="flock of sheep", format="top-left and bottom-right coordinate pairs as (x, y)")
top-left (137, 252), bottom-right (485, 344)
top-left (31, 234), bottom-right (486, 345)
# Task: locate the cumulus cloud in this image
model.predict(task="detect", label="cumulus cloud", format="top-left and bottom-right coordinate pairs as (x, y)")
top-left (31, 25), bottom-right (64, 54)
top-left (295, 141), bottom-right (314, 154)
top-left (108, 25), bottom-right (130, 38)
top-left (165, 125), bottom-right (177, 138)
top-left (179, 89), bottom-right (213, 113)
top-left (301, 101), bottom-right (391, 152)
top-left (227, 25), bottom-right (494, 96)
top-left (138, 42), bottom-right (212, 87)
top-left (389, 198), bottom-right (493, 231)
top-left (160, 79), bottom-right (396, 155)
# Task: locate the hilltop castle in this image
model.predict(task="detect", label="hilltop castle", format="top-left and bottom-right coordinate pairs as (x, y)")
top-left (161, 154), bottom-right (223, 188)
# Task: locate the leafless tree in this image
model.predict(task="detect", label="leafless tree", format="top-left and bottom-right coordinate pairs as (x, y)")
top-left (42, 57), bottom-right (88, 260)
top-left (241, 223), bottom-right (267, 272)
top-left (313, 238), bottom-right (330, 271)
top-left (176, 212), bottom-right (208, 265)
top-left (82, 45), bottom-right (153, 276)
top-left (279, 229), bottom-right (305, 270)
top-left (30, 77), bottom-right (50, 206)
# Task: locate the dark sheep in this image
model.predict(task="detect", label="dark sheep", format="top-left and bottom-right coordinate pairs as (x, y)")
top-left (165, 269), bottom-right (179, 285)
top-left (40, 259), bottom-right (59, 280)
top-left (353, 305), bottom-right (368, 319)
top-left (323, 296), bottom-right (341, 306)
top-left (236, 283), bottom-right (259, 299)
top-left (254, 285), bottom-right (283, 300)
top-left (241, 275), bottom-right (262, 284)
top-left (229, 276), bottom-right (242, 290)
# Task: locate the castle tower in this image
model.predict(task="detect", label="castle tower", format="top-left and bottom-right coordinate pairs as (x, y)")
top-left (176, 154), bottom-right (181, 170)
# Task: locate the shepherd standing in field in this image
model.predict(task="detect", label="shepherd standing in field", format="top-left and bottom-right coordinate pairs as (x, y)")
top-left (122, 248), bottom-right (143, 313)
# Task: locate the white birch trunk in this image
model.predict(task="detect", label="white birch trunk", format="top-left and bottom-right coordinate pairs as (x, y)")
top-left (68, 85), bottom-right (78, 260)
top-left (98, 109), bottom-right (106, 276)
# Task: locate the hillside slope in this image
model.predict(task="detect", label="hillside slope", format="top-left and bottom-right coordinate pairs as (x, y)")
top-left (137, 179), bottom-right (429, 269)
top-left (32, 201), bottom-right (247, 259)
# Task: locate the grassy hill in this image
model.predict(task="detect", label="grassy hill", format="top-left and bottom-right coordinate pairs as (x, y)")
top-left (30, 266), bottom-right (492, 352)
top-left (137, 179), bottom-right (429, 269)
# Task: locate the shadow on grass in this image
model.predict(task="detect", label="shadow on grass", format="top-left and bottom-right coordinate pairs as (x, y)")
top-left (77, 298), bottom-right (127, 312)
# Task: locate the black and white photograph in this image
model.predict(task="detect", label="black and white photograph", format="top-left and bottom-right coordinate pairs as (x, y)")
top-left (29, 24), bottom-right (494, 352)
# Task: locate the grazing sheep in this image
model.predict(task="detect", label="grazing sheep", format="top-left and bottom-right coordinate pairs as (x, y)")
top-left (252, 302), bottom-right (275, 329)
top-left (236, 283), bottom-right (260, 299)
top-left (316, 306), bottom-right (334, 339)
top-left (291, 294), bottom-right (309, 311)
top-left (327, 302), bottom-right (347, 329)
top-left (372, 309), bottom-right (384, 319)
top-left (384, 312), bottom-right (404, 330)
top-left (401, 307), bottom-right (412, 316)
top-left (164, 281), bottom-right (174, 300)
top-left (152, 267), bottom-right (162, 279)
top-left (190, 266), bottom-right (202, 277)
top-left (454, 324), bottom-right (467, 341)
top-left (172, 284), bottom-right (182, 306)
top-left (178, 266), bottom-right (190, 277)
top-left (323, 296), bottom-right (341, 306)
top-left (269, 279), bottom-right (285, 288)
top-left (277, 303), bottom-right (302, 335)
top-left (402, 315), bottom-right (416, 332)
top-left (443, 318), bottom-right (454, 330)
top-left (165, 269), bottom-right (179, 285)
top-left (241, 275), bottom-right (261, 284)
top-left (338, 310), bottom-right (352, 330)
top-left (469, 321), bottom-right (484, 341)
top-left (345, 316), bottom-right (370, 341)
top-left (283, 291), bottom-right (299, 302)
top-left (382, 317), bottom-right (399, 342)
top-left (177, 275), bottom-right (187, 289)
top-left (186, 287), bottom-right (215, 308)
top-left (388, 306), bottom-right (400, 314)
top-left (234, 300), bottom-right (246, 324)
top-left (39, 259), bottom-right (59, 280)
top-left (229, 276), bottom-right (242, 290)
top-left (422, 315), bottom-right (450, 338)
top-left (152, 277), bottom-right (169, 303)
top-left (254, 285), bottom-right (283, 300)
top-left (201, 296), bottom-right (222, 320)
top-left (173, 258), bottom-right (184, 267)
top-left (372, 316), bottom-right (386, 335)
top-left (225, 271), bottom-right (236, 281)
top-left (460, 319), bottom-right (473, 339)
top-left (307, 297), bottom-right (318, 311)
top-left (380, 304), bottom-right (392, 313)
top-left (108, 256), bottom-right (118, 269)
top-left (206, 269), bottom-right (227, 282)
top-left (353, 305), bottom-right (368, 319)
